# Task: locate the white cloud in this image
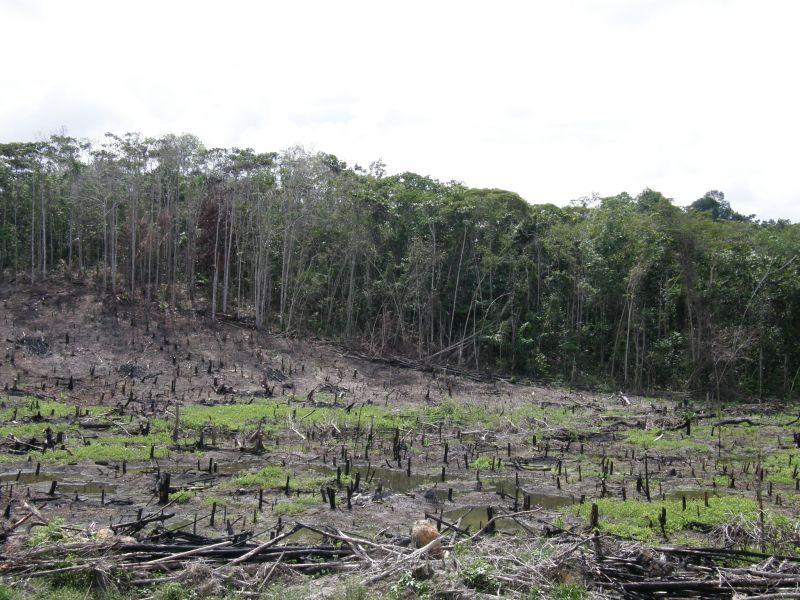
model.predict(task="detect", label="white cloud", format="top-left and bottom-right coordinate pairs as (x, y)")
top-left (2, 0), bottom-right (799, 220)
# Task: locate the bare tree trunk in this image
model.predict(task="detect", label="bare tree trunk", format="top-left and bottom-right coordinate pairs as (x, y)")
top-left (448, 224), bottom-right (467, 345)
top-left (77, 215), bottom-right (83, 275)
top-left (222, 200), bottom-right (234, 313)
top-left (345, 251), bottom-right (356, 338)
top-left (130, 188), bottom-right (137, 298)
top-left (40, 176), bottom-right (46, 276)
top-left (236, 231), bottom-right (242, 320)
top-left (67, 204), bottom-right (73, 274)
top-left (210, 197), bottom-right (222, 320)
top-left (171, 217), bottom-right (178, 308)
top-left (30, 174), bottom-right (35, 284)
top-left (624, 296), bottom-right (633, 387)
top-left (102, 196), bottom-right (108, 290)
top-left (280, 220), bottom-right (293, 329)
top-left (429, 223), bottom-right (436, 353)
top-left (111, 202), bottom-right (118, 293)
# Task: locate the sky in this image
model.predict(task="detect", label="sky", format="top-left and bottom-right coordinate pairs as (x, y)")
top-left (2, 0), bottom-right (799, 221)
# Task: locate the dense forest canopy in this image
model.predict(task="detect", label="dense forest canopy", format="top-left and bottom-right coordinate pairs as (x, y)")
top-left (0, 133), bottom-right (798, 399)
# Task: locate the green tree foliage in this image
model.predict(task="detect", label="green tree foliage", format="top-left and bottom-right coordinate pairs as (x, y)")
top-left (0, 134), bottom-right (797, 399)
top-left (689, 190), bottom-right (754, 222)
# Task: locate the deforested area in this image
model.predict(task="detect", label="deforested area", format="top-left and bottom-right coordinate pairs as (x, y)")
top-left (0, 281), bottom-right (796, 599)
top-left (0, 136), bottom-right (797, 598)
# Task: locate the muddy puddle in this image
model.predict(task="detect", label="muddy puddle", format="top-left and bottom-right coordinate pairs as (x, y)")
top-left (444, 506), bottom-right (528, 534)
top-left (214, 457), bottom-right (271, 475)
top-left (488, 478), bottom-right (575, 508)
top-left (0, 470), bottom-right (118, 495)
top-left (308, 464), bottom-right (574, 509)
top-left (310, 464), bottom-right (441, 493)
top-left (0, 470), bottom-right (64, 484)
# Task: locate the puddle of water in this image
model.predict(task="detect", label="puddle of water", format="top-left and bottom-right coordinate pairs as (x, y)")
top-left (363, 467), bottom-right (441, 492)
top-left (214, 457), bottom-right (269, 475)
top-left (311, 465), bottom-right (442, 494)
top-left (488, 479), bottom-right (574, 509)
top-left (443, 507), bottom-right (529, 534)
top-left (428, 489), bottom-right (451, 502)
top-left (223, 460), bottom-right (577, 518)
top-left (307, 465), bottom-right (576, 510)
top-left (0, 471), bottom-right (117, 495)
top-left (0, 471), bottom-right (62, 484)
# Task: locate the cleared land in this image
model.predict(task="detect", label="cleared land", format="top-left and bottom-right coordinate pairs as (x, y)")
top-left (0, 283), bottom-right (797, 599)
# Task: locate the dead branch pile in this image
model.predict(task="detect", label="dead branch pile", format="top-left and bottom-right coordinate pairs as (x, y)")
top-left (2, 507), bottom-right (800, 598)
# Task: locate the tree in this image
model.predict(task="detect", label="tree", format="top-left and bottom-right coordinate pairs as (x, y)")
top-left (689, 190), bottom-right (754, 222)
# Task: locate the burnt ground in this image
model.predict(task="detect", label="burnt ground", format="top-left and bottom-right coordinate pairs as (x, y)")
top-left (0, 281), bottom-right (798, 599)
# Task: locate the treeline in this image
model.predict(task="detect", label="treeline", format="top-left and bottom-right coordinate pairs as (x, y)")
top-left (0, 133), bottom-right (798, 399)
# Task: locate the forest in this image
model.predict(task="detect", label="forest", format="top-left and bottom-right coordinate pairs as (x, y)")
top-left (0, 132), bottom-right (798, 399)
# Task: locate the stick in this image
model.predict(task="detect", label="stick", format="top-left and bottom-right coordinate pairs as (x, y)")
top-left (223, 525), bottom-right (300, 568)
top-left (139, 539), bottom-right (233, 565)
top-left (362, 536), bottom-right (443, 585)
top-left (296, 522), bottom-right (402, 555)
top-left (258, 551), bottom-right (285, 589)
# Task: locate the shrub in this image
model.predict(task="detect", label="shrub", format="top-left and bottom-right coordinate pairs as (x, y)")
top-left (461, 558), bottom-right (496, 593)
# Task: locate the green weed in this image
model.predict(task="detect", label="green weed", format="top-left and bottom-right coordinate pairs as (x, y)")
top-left (169, 490), bottom-right (194, 504)
top-left (570, 496), bottom-right (791, 543)
top-left (461, 558), bottom-right (497, 594)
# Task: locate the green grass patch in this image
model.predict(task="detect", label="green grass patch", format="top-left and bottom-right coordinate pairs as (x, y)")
top-left (273, 494), bottom-right (319, 516)
top-left (234, 465), bottom-right (289, 489)
top-left (623, 429), bottom-right (710, 454)
top-left (471, 456), bottom-right (495, 470)
top-left (232, 464), bottom-right (335, 492)
top-left (182, 397), bottom-right (418, 435)
top-left (169, 490), bottom-right (194, 504)
top-left (569, 495), bottom-right (791, 543)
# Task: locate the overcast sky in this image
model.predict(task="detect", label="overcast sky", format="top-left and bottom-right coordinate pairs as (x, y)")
top-left (2, 0), bottom-right (799, 221)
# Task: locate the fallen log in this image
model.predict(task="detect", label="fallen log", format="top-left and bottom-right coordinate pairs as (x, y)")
top-left (110, 512), bottom-right (175, 534)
